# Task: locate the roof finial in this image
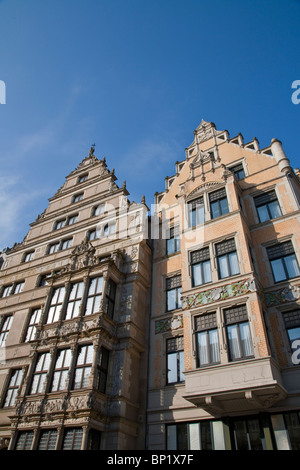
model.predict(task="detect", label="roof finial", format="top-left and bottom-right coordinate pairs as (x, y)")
top-left (89, 143), bottom-right (96, 157)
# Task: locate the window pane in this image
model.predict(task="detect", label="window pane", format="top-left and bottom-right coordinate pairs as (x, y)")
top-left (218, 254), bottom-right (229, 278)
top-left (203, 260), bottom-right (212, 283)
top-left (271, 258), bottom-right (287, 282)
top-left (269, 200), bottom-right (281, 219)
top-left (209, 329), bottom-right (220, 363)
top-left (228, 252), bottom-right (240, 275)
top-left (227, 324), bottom-right (241, 359)
top-left (239, 322), bottom-right (254, 357)
top-left (167, 352), bottom-right (177, 383)
top-left (210, 201), bottom-right (220, 219)
top-left (257, 205), bottom-right (270, 222)
top-left (285, 254), bottom-right (300, 278)
top-left (167, 289), bottom-right (176, 311)
top-left (192, 264), bottom-right (203, 286)
top-left (179, 350), bottom-right (184, 382)
top-left (220, 197), bottom-right (229, 215)
top-left (197, 332), bottom-right (209, 365)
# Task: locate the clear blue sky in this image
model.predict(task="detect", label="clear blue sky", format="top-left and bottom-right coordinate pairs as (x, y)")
top-left (0, 0), bottom-right (299, 249)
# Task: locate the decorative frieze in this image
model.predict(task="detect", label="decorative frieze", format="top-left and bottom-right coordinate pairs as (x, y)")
top-left (265, 284), bottom-right (300, 307)
top-left (181, 278), bottom-right (257, 310)
top-left (155, 314), bottom-right (183, 334)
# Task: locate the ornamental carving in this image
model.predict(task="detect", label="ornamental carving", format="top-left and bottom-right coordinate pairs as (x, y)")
top-left (181, 278), bottom-right (257, 310)
top-left (61, 237), bottom-right (97, 274)
top-left (265, 284), bottom-right (300, 307)
top-left (155, 315), bottom-right (183, 334)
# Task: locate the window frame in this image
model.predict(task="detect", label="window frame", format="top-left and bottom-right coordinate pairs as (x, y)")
top-left (224, 305), bottom-right (254, 361)
top-left (25, 307), bottom-right (42, 342)
top-left (190, 247), bottom-right (212, 287)
top-left (216, 238), bottom-right (240, 279)
top-left (194, 313), bottom-right (220, 367)
top-left (72, 193), bottom-right (84, 203)
top-left (0, 315), bottom-right (13, 347)
top-left (209, 188), bottom-right (229, 219)
top-left (166, 275), bottom-right (182, 312)
top-left (72, 344), bottom-right (94, 390)
top-left (2, 368), bottom-right (23, 408)
top-left (30, 352), bottom-right (51, 395)
top-left (166, 226), bottom-right (181, 256)
top-left (254, 190), bottom-right (282, 223)
top-left (166, 336), bottom-right (184, 385)
top-left (267, 241), bottom-right (300, 283)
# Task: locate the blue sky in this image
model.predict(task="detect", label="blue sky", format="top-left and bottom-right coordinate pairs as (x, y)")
top-left (0, 0), bottom-right (299, 249)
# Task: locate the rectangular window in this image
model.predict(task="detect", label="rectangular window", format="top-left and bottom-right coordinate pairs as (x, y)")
top-left (63, 428), bottom-right (83, 450)
top-left (67, 214), bottom-right (78, 225)
top-left (267, 241), bottom-right (300, 283)
top-left (195, 314), bottom-right (220, 366)
top-left (216, 239), bottom-right (240, 279)
top-left (167, 226), bottom-right (181, 255)
top-left (48, 242), bottom-right (60, 254)
top-left (25, 308), bottom-right (42, 342)
top-left (84, 277), bottom-right (103, 316)
top-left (97, 347), bottom-right (110, 393)
top-left (231, 418), bottom-right (264, 450)
top-left (78, 174), bottom-right (88, 183)
top-left (0, 315), bottom-right (13, 347)
top-left (38, 429), bottom-right (58, 450)
top-left (230, 163), bottom-right (245, 181)
top-left (283, 309), bottom-right (300, 355)
top-left (166, 336), bottom-right (184, 384)
top-left (188, 197), bottom-right (205, 227)
top-left (87, 429), bottom-right (102, 450)
top-left (254, 190), bottom-right (282, 223)
top-left (73, 193), bottom-right (83, 203)
top-left (103, 222), bottom-right (116, 236)
top-left (166, 275), bottom-right (182, 311)
top-left (15, 431), bottom-right (34, 450)
top-left (38, 273), bottom-right (52, 287)
top-left (191, 247), bottom-right (212, 287)
top-left (50, 349), bottom-right (72, 392)
top-left (30, 352), bottom-right (51, 394)
top-left (3, 369), bottom-right (23, 407)
top-left (209, 188), bottom-right (229, 219)
top-left (104, 279), bottom-right (116, 318)
top-left (73, 345), bottom-right (93, 389)
top-left (2, 284), bottom-right (13, 297)
top-left (167, 421), bottom-right (213, 450)
top-left (23, 251), bottom-right (34, 262)
top-left (283, 412), bottom-right (300, 450)
top-left (65, 282), bottom-right (84, 320)
top-left (61, 238), bottom-right (72, 250)
top-left (224, 305), bottom-right (254, 361)
top-left (55, 219), bottom-right (66, 230)
top-left (88, 228), bottom-right (100, 241)
top-left (14, 281), bottom-right (25, 294)
top-left (47, 286), bottom-right (66, 323)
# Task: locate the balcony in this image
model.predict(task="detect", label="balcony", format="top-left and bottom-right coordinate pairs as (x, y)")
top-left (183, 357), bottom-right (287, 416)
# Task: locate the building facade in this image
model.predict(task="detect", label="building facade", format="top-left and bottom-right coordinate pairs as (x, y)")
top-left (0, 148), bottom-right (151, 450)
top-left (147, 120), bottom-right (300, 451)
top-left (0, 120), bottom-right (300, 451)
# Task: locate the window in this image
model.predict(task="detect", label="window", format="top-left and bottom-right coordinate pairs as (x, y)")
top-left (38, 429), bottom-right (58, 450)
top-left (3, 369), bottom-right (23, 407)
top-left (191, 247), bottom-right (211, 287)
top-left (47, 286), bottom-right (66, 323)
top-left (96, 347), bottom-right (110, 393)
top-left (62, 428), bottom-right (83, 450)
top-left (167, 421), bottom-right (213, 450)
top-left (87, 429), bottom-right (102, 450)
top-left (48, 241), bottom-right (60, 254)
top-left (167, 226), bottom-right (180, 255)
top-left (166, 336), bottom-right (184, 384)
top-left (103, 222), bottom-right (116, 236)
top-left (166, 275), bottom-right (182, 311)
top-left (1, 284), bottom-right (13, 297)
top-left (67, 214), bottom-right (78, 225)
top-left (188, 197), bottom-right (205, 228)
top-left (23, 251), bottom-right (34, 262)
top-left (38, 273), bottom-right (52, 287)
top-left (209, 188), bottom-right (229, 219)
top-left (25, 308), bottom-right (42, 342)
top-left (104, 279), bottom-right (116, 318)
top-left (195, 313), bottom-right (220, 366)
top-left (84, 277), bottom-right (103, 316)
top-left (61, 238), bottom-right (72, 250)
top-left (283, 309), bottom-right (300, 355)
top-left (78, 174), bottom-right (88, 183)
top-left (72, 193), bottom-right (83, 203)
top-left (93, 204), bottom-right (105, 216)
top-left (55, 218), bottom-right (66, 230)
top-left (254, 190), bottom-right (282, 223)
top-left (30, 352), bottom-right (51, 394)
top-left (15, 431), bottom-right (34, 450)
top-left (65, 282), bottom-right (84, 320)
top-left (0, 315), bottom-right (13, 347)
top-left (267, 241), bottom-right (300, 283)
top-left (88, 228), bottom-right (100, 241)
top-left (73, 345), bottom-right (93, 389)
top-left (50, 349), bottom-right (72, 392)
top-left (231, 418), bottom-right (264, 450)
top-left (283, 412), bottom-right (300, 450)
top-left (216, 238), bottom-right (240, 279)
top-left (230, 163), bottom-right (245, 180)
top-left (224, 305), bottom-right (254, 361)
top-left (14, 281), bottom-right (25, 294)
